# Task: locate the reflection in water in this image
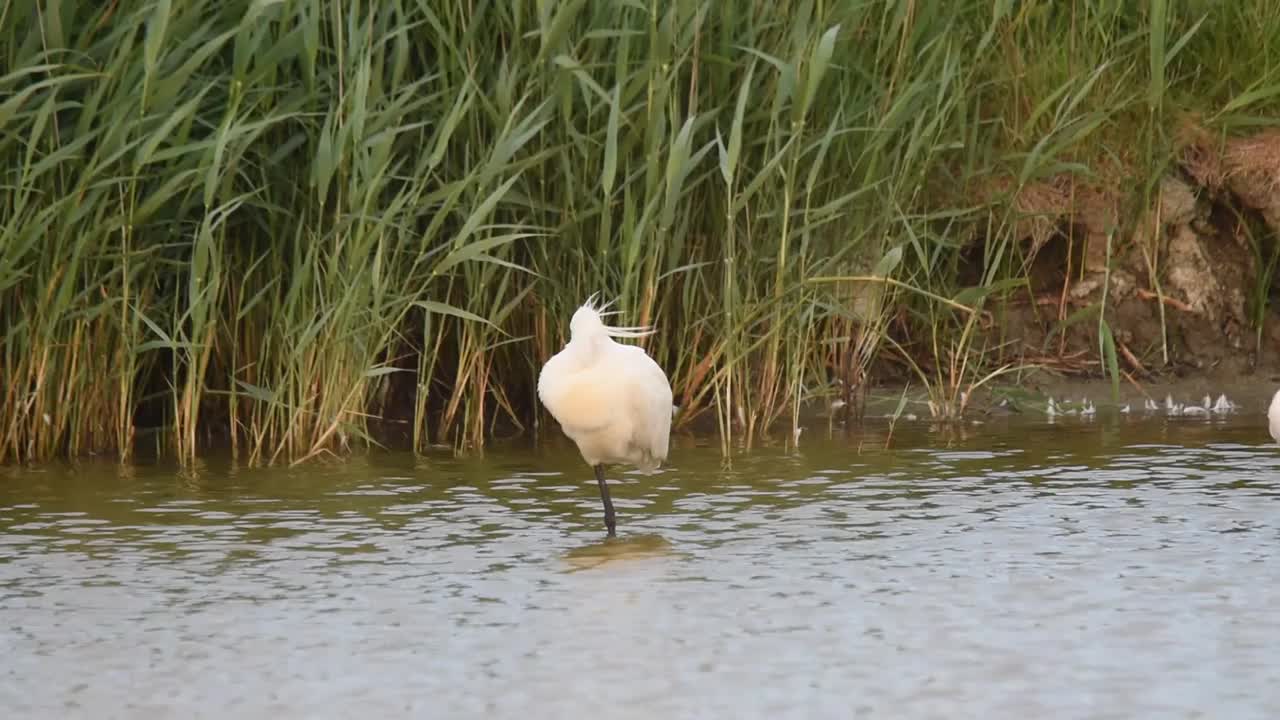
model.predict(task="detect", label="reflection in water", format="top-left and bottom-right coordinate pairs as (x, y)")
top-left (1, 412), bottom-right (1279, 719)
top-left (561, 533), bottom-right (680, 572)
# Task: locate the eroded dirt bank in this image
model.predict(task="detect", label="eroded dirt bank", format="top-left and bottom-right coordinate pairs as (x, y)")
top-left (945, 126), bottom-right (1280, 385)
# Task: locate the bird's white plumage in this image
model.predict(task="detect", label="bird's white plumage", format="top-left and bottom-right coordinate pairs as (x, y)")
top-left (538, 296), bottom-right (673, 471)
top-left (1268, 388), bottom-right (1280, 444)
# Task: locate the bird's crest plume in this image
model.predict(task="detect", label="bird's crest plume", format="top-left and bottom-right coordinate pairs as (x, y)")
top-left (573, 293), bottom-right (654, 339)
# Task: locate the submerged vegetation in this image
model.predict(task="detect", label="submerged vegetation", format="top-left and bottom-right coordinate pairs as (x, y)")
top-left (2, 0), bottom-right (1280, 465)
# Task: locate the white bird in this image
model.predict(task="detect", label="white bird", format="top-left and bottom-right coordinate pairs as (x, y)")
top-left (537, 294), bottom-right (674, 536)
top-left (1212, 394), bottom-right (1237, 414)
top-left (1268, 389), bottom-right (1280, 444)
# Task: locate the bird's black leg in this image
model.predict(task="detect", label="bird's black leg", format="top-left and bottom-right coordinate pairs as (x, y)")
top-left (594, 464), bottom-right (617, 537)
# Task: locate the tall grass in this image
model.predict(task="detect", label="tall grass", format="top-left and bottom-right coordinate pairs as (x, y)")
top-left (2, 0), bottom-right (1279, 465)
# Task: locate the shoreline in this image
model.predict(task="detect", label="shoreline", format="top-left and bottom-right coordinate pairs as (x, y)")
top-left (6, 372), bottom-right (1277, 470)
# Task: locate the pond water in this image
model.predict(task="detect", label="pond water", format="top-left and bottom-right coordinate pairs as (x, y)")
top-left (2, 394), bottom-right (1279, 719)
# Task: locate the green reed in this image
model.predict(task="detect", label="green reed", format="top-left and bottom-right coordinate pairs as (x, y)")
top-left (2, 0), bottom-right (1279, 464)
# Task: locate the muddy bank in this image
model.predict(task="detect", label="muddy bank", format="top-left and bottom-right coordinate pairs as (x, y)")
top-left (936, 126), bottom-right (1280, 385)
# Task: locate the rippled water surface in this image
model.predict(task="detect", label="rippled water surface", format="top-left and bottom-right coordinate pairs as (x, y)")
top-left (3, 411), bottom-right (1280, 719)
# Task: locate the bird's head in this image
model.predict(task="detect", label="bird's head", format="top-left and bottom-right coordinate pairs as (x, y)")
top-left (569, 293), bottom-right (655, 343)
